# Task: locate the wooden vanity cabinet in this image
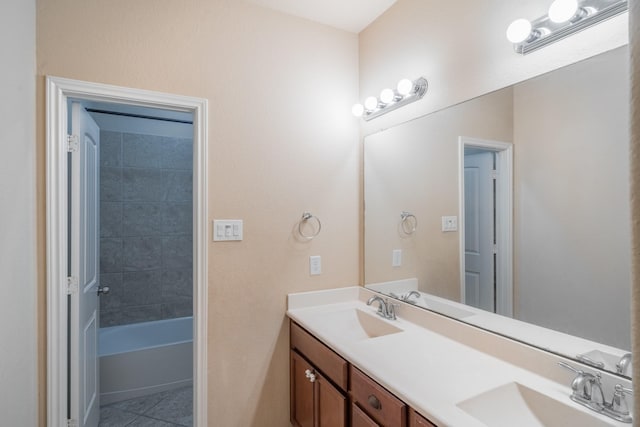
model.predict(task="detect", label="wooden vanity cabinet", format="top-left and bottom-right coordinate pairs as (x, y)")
top-left (408, 409), bottom-right (437, 427)
top-left (290, 321), bottom-right (439, 427)
top-left (350, 366), bottom-right (407, 427)
top-left (290, 322), bottom-right (348, 427)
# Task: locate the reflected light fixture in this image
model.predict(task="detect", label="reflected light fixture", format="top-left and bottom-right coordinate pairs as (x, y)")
top-left (506, 0), bottom-right (627, 54)
top-left (352, 77), bottom-right (428, 121)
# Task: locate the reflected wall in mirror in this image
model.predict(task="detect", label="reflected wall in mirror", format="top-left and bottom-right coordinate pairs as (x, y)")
top-left (364, 46), bottom-right (631, 376)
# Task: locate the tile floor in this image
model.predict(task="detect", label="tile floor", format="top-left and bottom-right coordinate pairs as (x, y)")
top-left (99, 386), bottom-right (193, 427)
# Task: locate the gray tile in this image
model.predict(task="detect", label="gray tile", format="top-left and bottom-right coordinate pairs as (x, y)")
top-left (98, 405), bottom-right (138, 427)
top-left (101, 305), bottom-right (162, 326)
top-left (101, 167), bottom-right (123, 202)
top-left (161, 297), bottom-right (193, 319)
top-left (145, 387), bottom-right (193, 426)
top-left (110, 392), bottom-right (165, 416)
top-left (123, 270), bottom-right (163, 305)
top-left (123, 168), bottom-right (167, 202)
top-left (100, 131), bottom-right (122, 167)
top-left (161, 270), bottom-right (192, 298)
top-left (162, 236), bottom-right (192, 270)
top-left (100, 238), bottom-right (123, 273)
top-left (162, 203), bottom-right (192, 235)
top-left (123, 133), bottom-right (164, 169)
top-left (162, 137), bottom-right (192, 170)
top-left (126, 415), bottom-right (180, 426)
top-left (99, 273), bottom-right (124, 311)
top-left (123, 203), bottom-right (163, 236)
top-left (101, 202), bottom-right (123, 237)
top-left (123, 237), bottom-right (162, 271)
top-left (165, 171), bottom-right (192, 202)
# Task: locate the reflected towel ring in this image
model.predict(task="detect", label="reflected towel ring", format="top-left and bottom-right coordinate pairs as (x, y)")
top-left (299, 212), bottom-right (322, 240)
top-left (400, 211), bottom-right (417, 235)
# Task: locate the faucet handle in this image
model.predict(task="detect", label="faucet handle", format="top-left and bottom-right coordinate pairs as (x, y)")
top-left (386, 300), bottom-right (399, 320)
top-left (609, 384), bottom-right (633, 420)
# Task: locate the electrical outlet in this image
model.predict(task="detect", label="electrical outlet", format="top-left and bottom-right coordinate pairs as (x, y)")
top-left (310, 256), bottom-right (322, 276)
top-left (441, 216), bottom-right (458, 232)
top-left (392, 249), bottom-right (402, 267)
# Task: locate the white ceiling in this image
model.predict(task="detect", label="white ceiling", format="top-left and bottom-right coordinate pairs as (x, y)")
top-left (244, 0), bottom-right (398, 33)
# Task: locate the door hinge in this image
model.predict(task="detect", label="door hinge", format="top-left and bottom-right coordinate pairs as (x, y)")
top-left (67, 134), bottom-right (79, 152)
top-left (491, 169), bottom-right (498, 180)
top-left (493, 244), bottom-right (498, 254)
top-left (66, 418), bottom-right (78, 427)
top-left (66, 276), bottom-right (79, 295)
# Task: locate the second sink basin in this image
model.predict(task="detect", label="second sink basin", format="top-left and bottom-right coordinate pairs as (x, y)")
top-left (457, 382), bottom-right (614, 427)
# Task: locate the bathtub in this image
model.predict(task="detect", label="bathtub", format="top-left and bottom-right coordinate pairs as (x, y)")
top-left (99, 316), bottom-right (193, 405)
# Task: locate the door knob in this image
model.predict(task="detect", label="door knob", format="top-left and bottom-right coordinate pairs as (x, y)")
top-left (97, 286), bottom-right (110, 296)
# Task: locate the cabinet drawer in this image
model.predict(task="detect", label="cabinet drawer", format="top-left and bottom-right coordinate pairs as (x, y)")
top-left (350, 366), bottom-right (407, 427)
top-left (409, 409), bottom-right (437, 427)
top-left (290, 321), bottom-right (348, 391)
top-left (352, 402), bottom-right (380, 427)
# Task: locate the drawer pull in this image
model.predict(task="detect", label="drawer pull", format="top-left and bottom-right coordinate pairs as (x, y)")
top-left (367, 394), bottom-right (382, 410)
top-left (305, 369), bottom-right (317, 383)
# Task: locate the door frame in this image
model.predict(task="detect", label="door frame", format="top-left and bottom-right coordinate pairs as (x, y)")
top-left (458, 136), bottom-right (513, 316)
top-left (46, 76), bottom-right (209, 426)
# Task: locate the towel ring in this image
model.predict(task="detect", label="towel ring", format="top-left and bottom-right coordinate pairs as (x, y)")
top-left (299, 212), bottom-right (322, 240)
top-left (400, 211), bottom-right (417, 235)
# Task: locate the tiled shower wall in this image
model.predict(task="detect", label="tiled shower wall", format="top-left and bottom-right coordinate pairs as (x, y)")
top-left (99, 130), bottom-right (193, 327)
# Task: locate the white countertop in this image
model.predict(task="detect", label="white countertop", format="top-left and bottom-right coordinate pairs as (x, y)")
top-left (287, 286), bottom-right (628, 427)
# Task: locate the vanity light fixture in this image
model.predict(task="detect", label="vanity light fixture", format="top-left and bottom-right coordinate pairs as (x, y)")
top-left (506, 0), bottom-right (627, 54)
top-left (352, 77), bottom-right (428, 121)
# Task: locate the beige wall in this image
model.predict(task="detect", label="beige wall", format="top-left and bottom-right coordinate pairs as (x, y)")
top-left (37, 1), bottom-right (359, 425)
top-left (364, 88), bottom-right (513, 300)
top-left (359, 0), bottom-right (628, 137)
top-left (514, 47), bottom-right (631, 349)
top-left (1, 0), bottom-right (37, 425)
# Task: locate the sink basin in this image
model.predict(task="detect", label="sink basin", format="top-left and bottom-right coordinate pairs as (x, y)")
top-left (307, 308), bottom-right (404, 342)
top-left (457, 382), bottom-right (613, 427)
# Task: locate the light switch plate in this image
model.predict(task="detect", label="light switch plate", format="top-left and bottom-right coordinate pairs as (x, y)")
top-left (392, 249), bottom-right (402, 267)
top-left (213, 220), bottom-right (243, 241)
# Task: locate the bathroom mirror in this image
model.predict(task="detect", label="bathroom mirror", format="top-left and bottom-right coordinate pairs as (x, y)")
top-left (364, 46), bottom-right (632, 378)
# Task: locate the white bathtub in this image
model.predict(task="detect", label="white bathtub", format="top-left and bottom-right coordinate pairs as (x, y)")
top-left (99, 316), bottom-right (193, 404)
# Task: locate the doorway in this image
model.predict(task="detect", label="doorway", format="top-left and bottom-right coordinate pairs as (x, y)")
top-left (458, 136), bottom-right (513, 317)
top-left (46, 77), bottom-right (208, 427)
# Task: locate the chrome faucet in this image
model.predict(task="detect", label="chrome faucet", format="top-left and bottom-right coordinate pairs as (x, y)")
top-left (367, 296), bottom-right (397, 320)
top-left (617, 353), bottom-right (632, 375)
top-left (559, 361), bottom-right (633, 423)
top-left (404, 290), bottom-right (421, 303)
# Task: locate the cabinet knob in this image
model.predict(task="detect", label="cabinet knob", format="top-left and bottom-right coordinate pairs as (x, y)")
top-left (304, 369), bottom-right (316, 383)
top-left (367, 394), bottom-right (382, 410)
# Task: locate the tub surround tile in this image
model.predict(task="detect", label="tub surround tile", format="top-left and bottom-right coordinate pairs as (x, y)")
top-left (100, 131), bottom-right (123, 167)
top-left (100, 238), bottom-right (123, 273)
top-left (162, 138), bottom-right (192, 170)
top-left (100, 131), bottom-right (193, 327)
top-left (123, 237), bottom-right (162, 271)
top-left (123, 133), bottom-right (165, 169)
top-left (100, 167), bottom-right (123, 201)
top-left (123, 270), bottom-right (164, 305)
top-left (161, 236), bottom-right (192, 270)
top-left (123, 203), bottom-right (163, 236)
top-left (100, 202), bottom-right (123, 238)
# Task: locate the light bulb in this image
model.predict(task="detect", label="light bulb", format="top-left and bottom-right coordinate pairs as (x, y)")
top-left (380, 88), bottom-right (395, 104)
top-left (364, 96), bottom-right (378, 111)
top-left (397, 79), bottom-right (414, 96)
top-left (506, 18), bottom-right (533, 44)
top-left (352, 103), bottom-right (364, 117)
top-left (548, 0), bottom-right (579, 23)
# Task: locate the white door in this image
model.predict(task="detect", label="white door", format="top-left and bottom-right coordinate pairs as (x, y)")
top-left (464, 151), bottom-right (495, 311)
top-left (70, 102), bottom-right (100, 427)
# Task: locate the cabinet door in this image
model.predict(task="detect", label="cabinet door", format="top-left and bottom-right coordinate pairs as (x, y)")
top-left (316, 372), bottom-right (346, 427)
top-left (291, 351), bottom-right (315, 427)
top-left (409, 409), bottom-right (437, 427)
top-left (352, 403), bottom-right (380, 427)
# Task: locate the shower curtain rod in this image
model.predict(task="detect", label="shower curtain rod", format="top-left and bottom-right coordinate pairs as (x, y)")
top-left (85, 108), bottom-right (193, 124)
